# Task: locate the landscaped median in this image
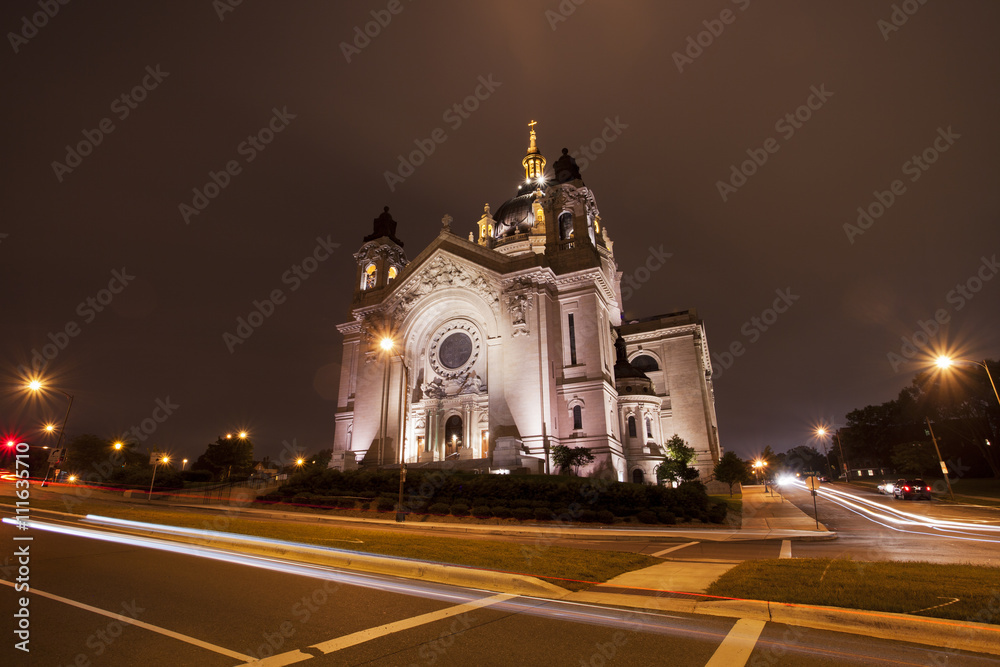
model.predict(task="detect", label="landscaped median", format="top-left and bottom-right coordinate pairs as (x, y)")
top-left (707, 558), bottom-right (1000, 624)
top-left (3, 497), bottom-right (659, 592)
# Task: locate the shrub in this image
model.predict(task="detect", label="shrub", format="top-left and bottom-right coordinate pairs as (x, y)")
top-left (533, 507), bottom-right (554, 521)
top-left (427, 502), bottom-right (451, 516)
top-left (492, 506), bottom-right (512, 519)
top-left (636, 510), bottom-right (658, 524)
top-left (376, 497), bottom-right (396, 512)
top-left (471, 506), bottom-right (493, 519)
top-left (597, 510), bottom-right (615, 524)
top-left (180, 470), bottom-right (212, 483)
top-left (708, 502), bottom-right (728, 524)
top-left (512, 507), bottom-right (534, 521)
top-left (577, 509), bottom-right (598, 523)
top-left (450, 503), bottom-right (470, 517)
top-left (657, 510), bottom-right (676, 525)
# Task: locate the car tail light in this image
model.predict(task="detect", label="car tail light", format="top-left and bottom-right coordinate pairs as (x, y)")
top-left (904, 486), bottom-right (911, 491)
top-left (926, 486), bottom-right (931, 491)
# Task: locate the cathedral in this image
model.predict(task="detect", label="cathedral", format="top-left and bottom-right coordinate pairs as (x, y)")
top-left (329, 124), bottom-right (722, 483)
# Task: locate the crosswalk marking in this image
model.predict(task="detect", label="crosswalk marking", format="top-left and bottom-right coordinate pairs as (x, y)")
top-left (704, 618), bottom-right (767, 666)
top-left (652, 541), bottom-right (699, 557)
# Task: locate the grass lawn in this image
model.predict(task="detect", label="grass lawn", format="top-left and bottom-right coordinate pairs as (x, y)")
top-left (707, 558), bottom-right (1000, 623)
top-left (709, 493), bottom-right (742, 527)
top-left (2, 496), bottom-right (658, 591)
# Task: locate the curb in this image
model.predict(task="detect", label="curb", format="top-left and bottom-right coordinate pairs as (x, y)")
top-left (133, 529), bottom-right (569, 599)
top-left (564, 592), bottom-right (1000, 656)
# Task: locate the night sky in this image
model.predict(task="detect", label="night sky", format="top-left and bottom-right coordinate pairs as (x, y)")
top-left (3, 1), bottom-right (999, 464)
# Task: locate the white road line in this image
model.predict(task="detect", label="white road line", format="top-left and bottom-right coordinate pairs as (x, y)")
top-left (704, 618), bottom-right (767, 667)
top-left (240, 592), bottom-right (517, 666)
top-left (652, 541), bottom-right (699, 558)
top-left (779, 540), bottom-right (792, 559)
top-left (0, 579), bottom-right (252, 661)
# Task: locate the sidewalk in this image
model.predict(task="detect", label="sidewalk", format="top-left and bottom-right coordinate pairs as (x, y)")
top-left (593, 485), bottom-right (830, 594)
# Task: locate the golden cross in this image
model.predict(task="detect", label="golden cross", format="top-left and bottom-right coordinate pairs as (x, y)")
top-left (528, 120), bottom-right (536, 130)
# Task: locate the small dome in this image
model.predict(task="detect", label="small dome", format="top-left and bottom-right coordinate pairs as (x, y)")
top-left (614, 333), bottom-right (654, 393)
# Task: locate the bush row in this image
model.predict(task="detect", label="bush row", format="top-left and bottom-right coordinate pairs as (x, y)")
top-left (269, 469), bottom-right (728, 524)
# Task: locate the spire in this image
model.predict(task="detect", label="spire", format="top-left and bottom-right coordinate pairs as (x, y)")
top-left (521, 120), bottom-right (546, 182)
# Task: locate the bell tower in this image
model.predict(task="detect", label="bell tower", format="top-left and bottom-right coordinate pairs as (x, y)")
top-left (353, 206), bottom-right (408, 301)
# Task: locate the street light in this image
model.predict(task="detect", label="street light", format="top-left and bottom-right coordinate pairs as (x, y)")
top-left (26, 379), bottom-right (74, 485)
top-left (935, 356), bottom-right (1000, 409)
top-left (379, 335), bottom-right (411, 523)
top-left (182, 458), bottom-right (188, 470)
top-left (816, 426), bottom-right (851, 482)
top-left (148, 455), bottom-right (169, 500)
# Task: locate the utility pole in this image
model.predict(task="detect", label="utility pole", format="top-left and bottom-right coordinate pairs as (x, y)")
top-left (925, 417), bottom-right (954, 500)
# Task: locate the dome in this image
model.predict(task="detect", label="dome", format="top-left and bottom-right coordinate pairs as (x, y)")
top-left (613, 334), bottom-right (654, 394)
top-left (492, 189), bottom-right (542, 237)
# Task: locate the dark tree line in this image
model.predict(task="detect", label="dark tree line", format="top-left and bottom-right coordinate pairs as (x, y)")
top-left (836, 361), bottom-right (999, 478)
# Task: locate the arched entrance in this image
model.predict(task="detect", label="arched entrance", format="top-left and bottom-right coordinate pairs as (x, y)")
top-left (632, 469), bottom-right (644, 484)
top-left (445, 415), bottom-right (463, 457)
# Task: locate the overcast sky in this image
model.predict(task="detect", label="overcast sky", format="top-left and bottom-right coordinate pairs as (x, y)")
top-left (3, 1), bottom-right (999, 464)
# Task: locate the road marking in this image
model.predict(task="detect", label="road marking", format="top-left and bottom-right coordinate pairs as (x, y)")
top-left (779, 540), bottom-right (792, 559)
top-left (704, 618), bottom-right (767, 666)
top-left (652, 541), bottom-right (699, 557)
top-left (239, 593), bottom-right (517, 666)
top-left (0, 579), bottom-right (253, 661)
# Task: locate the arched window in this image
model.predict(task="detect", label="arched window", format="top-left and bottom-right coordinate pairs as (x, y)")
top-left (645, 417), bottom-right (653, 438)
top-left (362, 263), bottom-right (377, 290)
top-left (387, 266), bottom-right (398, 282)
top-left (559, 211), bottom-right (573, 240)
top-left (632, 469), bottom-right (644, 484)
top-left (627, 416), bottom-right (637, 438)
top-left (572, 405), bottom-right (583, 430)
top-left (631, 354), bottom-right (659, 372)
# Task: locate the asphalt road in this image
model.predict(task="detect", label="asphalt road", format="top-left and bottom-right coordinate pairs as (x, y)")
top-left (2, 511), bottom-right (999, 666)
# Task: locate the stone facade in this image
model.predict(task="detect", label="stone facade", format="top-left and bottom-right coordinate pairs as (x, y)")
top-left (330, 126), bottom-right (721, 482)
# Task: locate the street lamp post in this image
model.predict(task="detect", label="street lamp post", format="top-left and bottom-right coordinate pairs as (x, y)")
top-left (816, 427), bottom-right (850, 482)
top-left (379, 336), bottom-right (411, 522)
top-left (148, 455), bottom-right (169, 500)
top-left (26, 380), bottom-right (74, 485)
top-left (936, 356), bottom-right (1000, 409)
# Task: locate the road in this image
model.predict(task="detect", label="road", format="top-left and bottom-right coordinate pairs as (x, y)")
top-left (2, 510), bottom-right (999, 666)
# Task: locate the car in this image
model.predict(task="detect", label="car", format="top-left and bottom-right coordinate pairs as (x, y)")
top-left (893, 479), bottom-right (932, 500)
top-left (877, 480), bottom-right (895, 494)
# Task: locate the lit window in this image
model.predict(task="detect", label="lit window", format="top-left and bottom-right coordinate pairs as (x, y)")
top-left (363, 264), bottom-right (377, 290)
top-left (387, 266), bottom-right (398, 282)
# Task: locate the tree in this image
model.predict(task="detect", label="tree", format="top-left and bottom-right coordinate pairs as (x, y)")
top-left (655, 434), bottom-right (700, 485)
top-left (552, 445), bottom-right (595, 475)
top-left (776, 446), bottom-right (829, 477)
top-left (891, 442), bottom-right (939, 477)
top-left (713, 451), bottom-right (751, 496)
top-left (194, 436), bottom-right (254, 480)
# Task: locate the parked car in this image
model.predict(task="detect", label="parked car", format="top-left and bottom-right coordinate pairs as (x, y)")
top-left (893, 479), bottom-right (932, 500)
top-left (877, 480), bottom-right (896, 494)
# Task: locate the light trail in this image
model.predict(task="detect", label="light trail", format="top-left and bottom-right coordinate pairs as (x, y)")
top-left (779, 481), bottom-right (1000, 544)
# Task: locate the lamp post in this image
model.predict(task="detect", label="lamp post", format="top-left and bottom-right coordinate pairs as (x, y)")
top-left (26, 379), bottom-right (74, 485)
top-left (380, 336), bottom-right (411, 522)
top-left (816, 426), bottom-right (850, 482)
top-left (935, 356), bottom-right (1000, 409)
top-left (148, 455), bottom-right (169, 500)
